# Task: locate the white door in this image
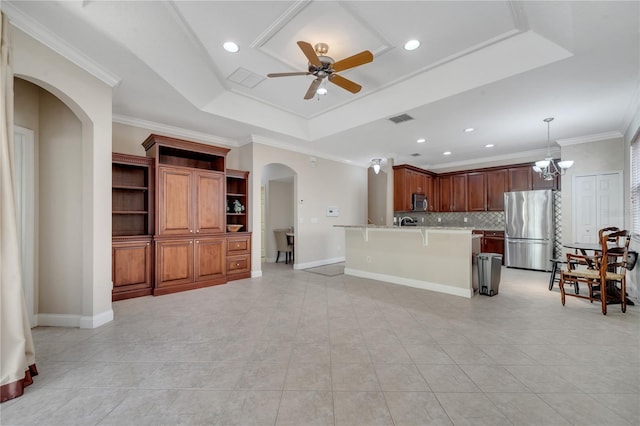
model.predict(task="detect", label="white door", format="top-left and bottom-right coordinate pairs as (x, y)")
top-left (573, 172), bottom-right (623, 244)
top-left (13, 126), bottom-right (37, 327)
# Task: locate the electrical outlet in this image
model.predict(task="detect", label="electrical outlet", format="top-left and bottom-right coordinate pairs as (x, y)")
top-left (421, 217), bottom-right (425, 222)
top-left (437, 217), bottom-right (442, 222)
top-left (464, 217), bottom-right (468, 223)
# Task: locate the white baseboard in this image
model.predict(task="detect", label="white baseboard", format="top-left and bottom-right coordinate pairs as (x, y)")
top-left (39, 309), bottom-right (114, 329)
top-left (294, 257), bottom-right (345, 270)
top-left (344, 267), bottom-right (473, 298)
top-left (251, 270), bottom-right (263, 278)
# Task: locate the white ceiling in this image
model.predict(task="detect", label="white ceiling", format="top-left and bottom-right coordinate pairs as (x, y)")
top-left (4, 1), bottom-right (639, 170)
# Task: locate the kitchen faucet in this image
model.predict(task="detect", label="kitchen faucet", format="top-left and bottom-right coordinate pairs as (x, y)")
top-left (398, 216), bottom-right (415, 226)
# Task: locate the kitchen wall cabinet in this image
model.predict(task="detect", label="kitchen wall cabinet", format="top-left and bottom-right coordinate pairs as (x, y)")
top-left (111, 153), bottom-right (154, 301)
top-left (507, 166), bottom-right (532, 191)
top-left (393, 165), bottom-right (436, 211)
top-left (437, 176), bottom-right (452, 212)
top-left (466, 172), bottom-right (486, 211)
top-left (486, 169), bottom-right (507, 211)
top-left (451, 174), bottom-right (468, 212)
top-left (393, 159), bottom-right (559, 214)
top-left (438, 174), bottom-right (467, 212)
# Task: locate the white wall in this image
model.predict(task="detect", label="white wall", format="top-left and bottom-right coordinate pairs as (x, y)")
top-left (13, 26), bottom-right (113, 327)
top-left (368, 168), bottom-right (388, 225)
top-left (560, 137), bottom-right (625, 244)
top-left (38, 89), bottom-right (83, 315)
top-left (250, 142), bottom-right (367, 271)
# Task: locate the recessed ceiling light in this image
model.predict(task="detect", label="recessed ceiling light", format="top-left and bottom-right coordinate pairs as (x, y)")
top-left (443, 151), bottom-right (451, 156)
top-left (223, 41), bottom-right (239, 53)
top-left (416, 138), bottom-right (426, 143)
top-left (404, 39), bottom-right (420, 51)
top-left (464, 127), bottom-right (475, 133)
top-left (485, 144), bottom-right (494, 148)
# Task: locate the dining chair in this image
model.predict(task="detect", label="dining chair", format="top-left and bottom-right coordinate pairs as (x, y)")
top-left (559, 229), bottom-right (631, 315)
top-left (274, 228), bottom-right (293, 264)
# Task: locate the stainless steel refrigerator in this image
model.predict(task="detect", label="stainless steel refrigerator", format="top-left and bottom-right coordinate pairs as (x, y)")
top-left (504, 190), bottom-right (554, 272)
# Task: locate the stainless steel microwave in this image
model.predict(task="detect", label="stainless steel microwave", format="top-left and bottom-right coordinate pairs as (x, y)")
top-left (412, 193), bottom-right (428, 211)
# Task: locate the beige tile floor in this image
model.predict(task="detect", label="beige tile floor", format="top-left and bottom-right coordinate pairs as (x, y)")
top-left (1, 263), bottom-right (639, 425)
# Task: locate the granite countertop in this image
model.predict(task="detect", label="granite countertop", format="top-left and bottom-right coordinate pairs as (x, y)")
top-left (335, 224), bottom-right (503, 231)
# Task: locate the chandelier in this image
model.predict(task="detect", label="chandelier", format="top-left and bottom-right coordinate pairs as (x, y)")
top-left (532, 117), bottom-right (573, 180)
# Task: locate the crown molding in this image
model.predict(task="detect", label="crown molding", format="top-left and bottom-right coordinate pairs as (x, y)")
top-left (556, 131), bottom-right (623, 146)
top-left (250, 134), bottom-right (363, 167)
top-left (2, 1), bottom-right (121, 87)
top-left (424, 147), bottom-right (558, 171)
top-left (113, 114), bottom-right (240, 147)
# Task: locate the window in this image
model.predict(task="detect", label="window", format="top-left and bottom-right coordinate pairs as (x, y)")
top-left (632, 137), bottom-right (640, 236)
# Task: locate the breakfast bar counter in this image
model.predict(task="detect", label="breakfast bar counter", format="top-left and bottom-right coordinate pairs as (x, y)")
top-left (336, 225), bottom-right (481, 298)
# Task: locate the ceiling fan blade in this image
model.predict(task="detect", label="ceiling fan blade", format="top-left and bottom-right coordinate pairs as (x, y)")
top-left (304, 78), bottom-right (322, 100)
top-left (331, 50), bottom-right (373, 72)
top-left (329, 74), bottom-right (362, 94)
top-left (267, 72), bottom-right (311, 78)
top-left (297, 41), bottom-right (322, 67)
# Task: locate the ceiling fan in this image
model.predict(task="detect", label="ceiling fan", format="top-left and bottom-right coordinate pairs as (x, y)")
top-left (267, 41), bottom-right (373, 100)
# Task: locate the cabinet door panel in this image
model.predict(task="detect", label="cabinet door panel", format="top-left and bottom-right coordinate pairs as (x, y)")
top-left (112, 240), bottom-right (152, 298)
top-left (466, 172), bottom-right (486, 211)
top-left (156, 239), bottom-right (194, 287)
top-left (158, 167), bottom-right (192, 235)
top-left (486, 169), bottom-right (507, 211)
top-left (195, 238), bottom-right (226, 281)
top-left (508, 166), bottom-right (532, 191)
top-left (452, 174), bottom-right (468, 212)
top-left (438, 176), bottom-right (452, 212)
top-left (195, 171), bottom-right (225, 234)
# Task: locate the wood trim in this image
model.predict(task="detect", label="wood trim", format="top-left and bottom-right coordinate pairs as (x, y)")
top-left (142, 134), bottom-right (230, 157)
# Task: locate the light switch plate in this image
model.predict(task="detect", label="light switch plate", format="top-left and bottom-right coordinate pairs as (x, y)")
top-left (327, 206), bottom-right (339, 217)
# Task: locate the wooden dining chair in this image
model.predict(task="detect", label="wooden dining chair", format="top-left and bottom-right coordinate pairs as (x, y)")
top-left (559, 229), bottom-right (631, 315)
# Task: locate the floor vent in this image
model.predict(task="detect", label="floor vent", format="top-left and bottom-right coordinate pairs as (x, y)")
top-left (388, 113), bottom-right (414, 124)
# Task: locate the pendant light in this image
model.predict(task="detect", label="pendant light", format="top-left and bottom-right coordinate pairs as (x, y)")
top-left (532, 117), bottom-right (573, 180)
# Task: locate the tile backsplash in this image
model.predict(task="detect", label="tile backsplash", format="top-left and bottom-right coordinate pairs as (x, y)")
top-left (395, 211), bottom-right (505, 229)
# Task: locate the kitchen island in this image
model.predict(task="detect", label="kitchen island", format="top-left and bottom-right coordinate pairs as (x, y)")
top-left (336, 225), bottom-right (481, 298)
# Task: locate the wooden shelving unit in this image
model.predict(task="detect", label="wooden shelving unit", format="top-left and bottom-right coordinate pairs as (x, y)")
top-left (111, 153), bottom-right (154, 301)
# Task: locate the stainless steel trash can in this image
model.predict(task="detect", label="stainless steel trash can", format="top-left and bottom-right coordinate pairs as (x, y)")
top-left (477, 253), bottom-right (502, 296)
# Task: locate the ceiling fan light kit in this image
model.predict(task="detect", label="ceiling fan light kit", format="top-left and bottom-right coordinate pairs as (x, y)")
top-left (267, 41), bottom-right (374, 100)
top-left (532, 117), bottom-right (573, 181)
top-left (371, 158), bottom-right (382, 174)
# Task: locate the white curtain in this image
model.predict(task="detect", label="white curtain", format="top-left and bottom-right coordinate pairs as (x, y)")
top-left (0, 11), bottom-right (37, 403)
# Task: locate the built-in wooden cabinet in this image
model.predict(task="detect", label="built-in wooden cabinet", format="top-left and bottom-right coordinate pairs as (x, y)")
top-left (157, 167), bottom-right (225, 236)
top-left (394, 160), bottom-right (558, 213)
top-left (226, 234), bottom-right (251, 279)
top-left (473, 230), bottom-right (505, 265)
top-left (437, 175), bottom-right (452, 212)
top-left (466, 172), bottom-right (486, 211)
top-left (507, 166), bottom-right (532, 192)
top-left (226, 169), bottom-right (249, 232)
top-left (112, 135), bottom-right (251, 299)
top-left (111, 153), bottom-right (154, 301)
top-left (486, 169), bottom-right (507, 211)
top-left (451, 174), bottom-right (467, 212)
top-left (393, 165), bottom-right (436, 211)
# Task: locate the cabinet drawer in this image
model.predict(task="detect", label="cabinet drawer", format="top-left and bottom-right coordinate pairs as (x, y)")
top-left (484, 231), bottom-right (504, 238)
top-left (227, 236), bottom-right (250, 254)
top-left (227, 255), bottom-right (250, 274)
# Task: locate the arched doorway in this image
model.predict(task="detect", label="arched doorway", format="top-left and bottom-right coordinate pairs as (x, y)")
top-left (262, 163), bottom-right (296, 264)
